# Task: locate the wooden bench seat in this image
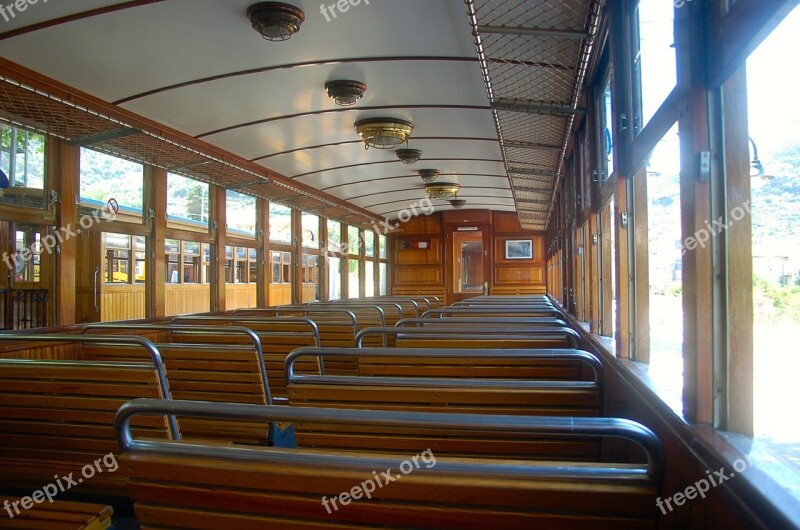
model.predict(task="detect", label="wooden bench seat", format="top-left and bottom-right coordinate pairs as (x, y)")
top-left (0, 337), bottom-right (174, 497)
top-left (117, 399), bottom-right (663, 529)
top-left (2, 500), bottom-right (113, 530)
top-left (285, 348), bottom-right (603, 460)
top-left (82, 324), bottom-right (275, 445)
top-left (169, 316), bottom-right (322, 398)
top-left (396, 316), bottom-right (570, 328)
top-left (423, 307), bottom-right (565, 318)
top-left (356, 326), bottom-right (582, 349)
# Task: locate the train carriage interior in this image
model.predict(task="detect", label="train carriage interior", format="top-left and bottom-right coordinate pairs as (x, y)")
top-left (0, 0), bottom-right (799, 528)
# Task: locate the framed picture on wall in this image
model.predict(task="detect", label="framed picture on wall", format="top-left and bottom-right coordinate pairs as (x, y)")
top-left (505, 239), bottom-right (533, 259)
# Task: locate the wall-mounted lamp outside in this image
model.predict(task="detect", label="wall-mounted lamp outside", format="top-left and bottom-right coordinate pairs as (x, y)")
top-left (749, 137), bottom-right (774, 179)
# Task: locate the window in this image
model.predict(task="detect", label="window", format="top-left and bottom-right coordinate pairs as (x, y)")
top-left (348, 226), bottom-right (361, 255)
top-left (103, 233), bottom-right (146, 285)
top-left (348, 259), bottom-right (360, 299)
top-left (167, 173), bottom-right (209, 227)
top-left (364, 260), bottom-right (374, 297)
top-left (13, 225), bottom-right (42, 282)
top-left (225, 245), bottom-right (257, 284)
top-left (631, 0), bottom-right (677, 133)
top-left (226, 190), bottom-right (256, 237)
top-left (327, 220), bottom-right (341, 253)
top-left (379, 234), bottom-right (387, 259)
top-left (379, 262), bottom-right (388, 295)
top-left (364, 231), bottom-right (375, 258)
top-left (270, 203), bottom-right (292, 243)
top-left (746, 6), bottom-right (800, 444)
top-left (328, 256), bottom-right (341, 300)
top-left (302, 213), bottom-right (319, 249)
top-left (302, 253), bottom-right (320, 302)
top-left (599, 76), bottom-right (615, 183)
top-left (0, 125), bottom-right (46, 209)
top-left (165, 239), bottom-right (204, 284)
top-left (80, 148), bottom-right (144, 221)
top-left (638, 123), bottom-right (683, 407)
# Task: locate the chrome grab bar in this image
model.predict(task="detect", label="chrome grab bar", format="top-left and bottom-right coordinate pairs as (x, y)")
top-left (354, 326), bottom-right (582, 349)
top-left (0, 334), bottom-right (178, 439)
top-left (115, 398), bottom-right (663, 484)
top-left (81, 324), bottom-right (273, 405)
top-left (93, 266), bottom-right (99, 313)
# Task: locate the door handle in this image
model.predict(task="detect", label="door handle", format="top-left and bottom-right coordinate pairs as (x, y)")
top-left (93, 266), bottom-right (100, 313)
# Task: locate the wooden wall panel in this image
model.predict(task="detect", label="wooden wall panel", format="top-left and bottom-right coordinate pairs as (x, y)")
top-left (494, 266), bottom-right (544, 285)
top-left (165, 284), bottom-right (211, 316)
top-left (268, 283), bottom-right (292, 306)
top-left (225, 284), bottom-right (258, 311)
top-left (394, 267), bottom-right (442, 286)
top-left (102, 285), bottom-right (146, 322)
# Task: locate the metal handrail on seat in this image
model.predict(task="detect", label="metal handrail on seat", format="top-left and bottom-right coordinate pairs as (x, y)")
top-left (115, 398), bottom-right (663, 484)
top-left (0, 334), bottom-right (178, 439)
top-left (81, 323), bottom-right (273, 405)
top-left (354, 326), bottom-right (582, 349)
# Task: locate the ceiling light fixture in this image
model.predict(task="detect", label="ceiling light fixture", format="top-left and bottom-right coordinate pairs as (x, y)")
top-left (354, 117), bottom-right (414, 149)
top-left (424, 181), bottom-right (460, 200)
top-left (449, 199), bottom-right (467, 209)
top-left (395, 148), bottom-right (422, 164)
top-left (325, 80), bottom-right (367, 106)
top-left (418, 169), bottom-right (440, 183)
top-left (247, 2), bottom-right (305, 42)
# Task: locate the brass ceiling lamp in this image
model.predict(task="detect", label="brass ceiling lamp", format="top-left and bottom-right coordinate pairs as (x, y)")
top-left (325, 80), bottom-right (367, 106)
top-left (354, 118), bottom-right (414, 149)
top-left (418, 169), bottom-right (439, 183)
top-left (424, 181), bottom-right (460, 200)
top-left (395, 148), bottom-right (422, 164)
top-left (247, 2), bottom-right (305, 42)
top-left (449, 199), bottom-right (466, 208)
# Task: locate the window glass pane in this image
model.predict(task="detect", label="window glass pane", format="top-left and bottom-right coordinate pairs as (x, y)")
top-left (348, 226), bottom-right (361, 255)
top-left (632, 0), bottom-right (677, 133)
top-left (348, 259), bottom-right (360, 298)
top-left (135, 236), bottom-right (146, 284)
top-left (328, 256), bottom-right (341, 300)
top-left (226, 190), bottom-right (256, 236)
top-left (165, 239), bottom-right (180, 284)
top-left (167, 173), bottom-right (209, 226)
top-left (645, 123), bottom-right (683, 408)
top-left (379, 235), bottom-right (387, 259)
top-left (0, 125), bottom-right (46, 209)
top-left (327, 219), bottom-right (342, 253)
top-left (302, 254), bottom-right (320, 302)
top-left (105, 233), bottom-right (131, 284)
top-left (364, 231), bottom-right (375, 257)
top-left (302, 213), bottom-right (319, 249)
top-left (747, 6), bottom-right (800, 444)
top-left (80, 148), bottom-right (143, 220)
top-left (272, 252), bottom-right (282, 283)
top-left (379, 263), bottom-right (388, 295)
top-left (202, 244), bottom-right (211, 284)
top-left (12, 225), bottom-right (42, 282)
top-left (364, 261), bottom-right (374, 297)
top-left (270, 203), bottom-right (292, 243)
top-left (600, 77), bottom-right (614, 182)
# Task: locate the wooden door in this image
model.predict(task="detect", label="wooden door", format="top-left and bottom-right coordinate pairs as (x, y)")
top-left (75, 230), bottom-right (103, 323)
top-left (450, 229), bottom-right (489, 304)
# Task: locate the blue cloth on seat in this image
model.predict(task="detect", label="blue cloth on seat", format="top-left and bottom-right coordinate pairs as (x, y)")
top-left (268, 422), bottom-right (297, 448)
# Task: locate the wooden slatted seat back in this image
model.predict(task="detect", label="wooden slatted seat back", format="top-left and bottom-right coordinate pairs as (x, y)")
top-left (356, 347), bottom-right (597, 382)
top-left (424, 307), bottom-right (565, 318)
top-left (356, 326), bottom-right (581, 349)
top-left (2, 501), bottom-right (114, 530)
top-left (82, 324), bottom-right (272, 445)
top-left (396, 316), bottom-right (570, 328)
top-left (285, 348), bottom-right (603, 460)
top-left (117, 399), bottom-right (663, 529)
top-left (243, 307), bottom-right (363, 375)
top-left (0, 356), bottom-right (172, 497)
